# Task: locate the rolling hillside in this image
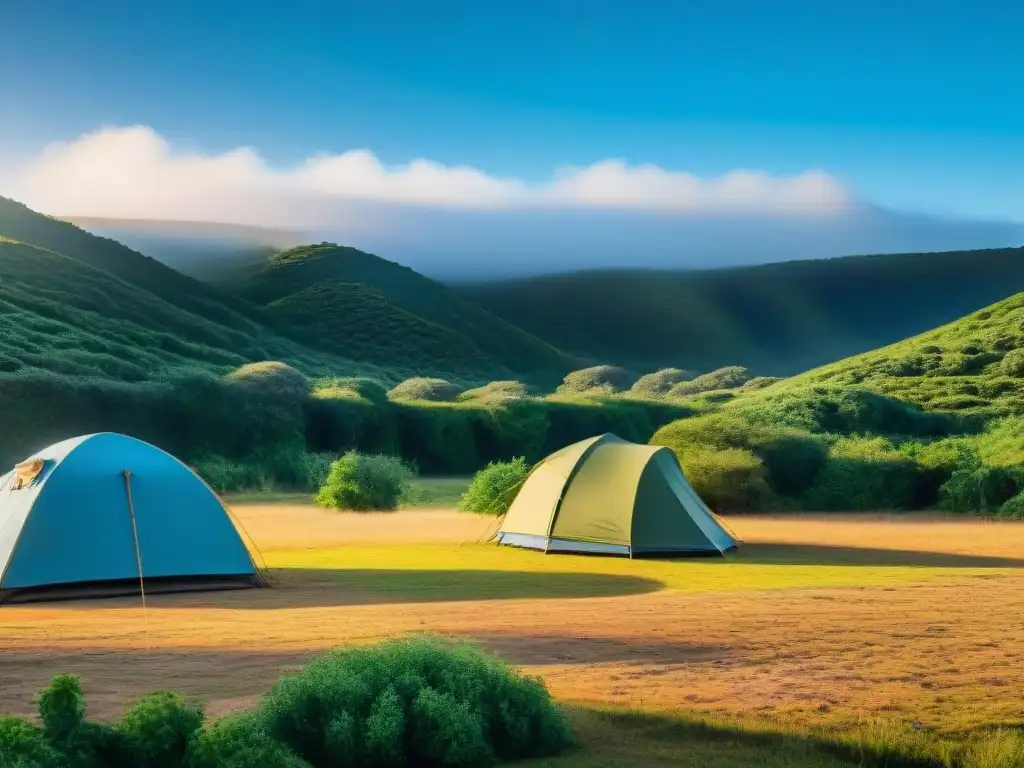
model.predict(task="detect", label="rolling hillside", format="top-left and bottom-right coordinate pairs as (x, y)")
top-left (0, 200), bottom-right (575, 383)
top-left (750, 291), bottom-right (1024, 416)
top-left (0, 238), bottom-right (371, 380)
top-left (236, 243), bottom-right (576, 381)
top-left (457, 248), bottom-right (1024, 375)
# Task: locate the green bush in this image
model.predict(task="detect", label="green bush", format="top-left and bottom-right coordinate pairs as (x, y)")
top-left (193, 455), bottom-right (268, 493)
top-left (1001, 348), bottom-right (1024, 377)
top-left (257, 634), bottom-right (573, 768)
top-left (739, 386), bottom-right (964, 437)
top-left (668, 366), bottom-right (750, 397)
top-left (388, 377), bottom-right (463, 402)
top-left (672, 446), bottom-right (773, 512)
top-left (225, 362), bottom-right (310, 399)
top-left (999, 492), bottom-right (1024, 519)
top-left (314, 451), bottom-right (414, 510)
top-left (629, 368), bottom-right (694, 398)
top-left (939, 465), bottom-right (1024, 514)
top-left (555, 365), bottom-right (633, 396)
top-left (0, 715), bottom-right (62, 768)
top-left (187, 712), bottom-right (311, 768)
top-left (651, 412), bottom-right (827, 498)
top-left (117, 692), bottom-right (205, 768)
top-left (460, 457), bottom-right (531, 515)
top-left (742, 376), bottom-right (782, 391)
top-left (457, 380), bottom-right (529, 403)
top-left (802, 437), bottom-right (924, 511)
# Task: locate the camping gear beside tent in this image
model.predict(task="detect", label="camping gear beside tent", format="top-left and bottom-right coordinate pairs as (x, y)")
top-left (497, 433), bottom-right (738, 557)
top-left (0, 433), bottom-right (264, 604)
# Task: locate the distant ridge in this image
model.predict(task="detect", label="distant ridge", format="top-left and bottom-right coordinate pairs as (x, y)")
top-left (457, 247), bottom-right (1024, 375)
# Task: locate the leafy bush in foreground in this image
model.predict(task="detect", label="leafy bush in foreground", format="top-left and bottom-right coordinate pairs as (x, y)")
top-left (258, 634), bottom-right (572, 768)
top-left (118, 692), bottom-right (204, 768)
top-left (0, 715), bottom-right (61, 768)
top-left (12, 637), bottom-right (571, 768)
top-left (187, 713), bottom-right (311, 768)
top-left (314, 451), bottom-right (414, 510)
top-left (460, 457), bottom-right (531, 515)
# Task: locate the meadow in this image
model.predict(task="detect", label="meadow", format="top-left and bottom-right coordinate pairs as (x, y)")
top-left (1, 495), bottom-right (1022, 767)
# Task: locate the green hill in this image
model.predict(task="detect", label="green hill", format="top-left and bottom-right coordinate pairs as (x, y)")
top-left (0, 238), bottom-right (373, 380)
top-left (237, 243), bottom-right (576, 381)
top-left (265, 280), bottom-right (493, 375)
top-left (457, 248), bottom-right (1024, 375)
top-left (750, 291), bottom-right (1024, 416)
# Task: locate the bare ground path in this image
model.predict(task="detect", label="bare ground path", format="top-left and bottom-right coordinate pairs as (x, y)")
top-left (1, 505), bottom-right (1022, 733)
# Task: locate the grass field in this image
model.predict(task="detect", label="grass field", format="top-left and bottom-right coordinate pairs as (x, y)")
top-left (1, 502), bottom-right (1022, 766)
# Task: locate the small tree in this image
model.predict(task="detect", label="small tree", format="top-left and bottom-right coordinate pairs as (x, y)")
top-left (315, 451), bottom-right (414, 511)
top-left (460, 458), bottom-right (531, 515)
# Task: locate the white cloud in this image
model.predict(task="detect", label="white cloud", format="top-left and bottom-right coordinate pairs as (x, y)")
top-left (1, 125), bottom-right (851, 226)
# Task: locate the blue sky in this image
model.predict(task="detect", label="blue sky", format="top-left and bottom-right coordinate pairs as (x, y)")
top-left (1, 0), bottom-right (1022, 222)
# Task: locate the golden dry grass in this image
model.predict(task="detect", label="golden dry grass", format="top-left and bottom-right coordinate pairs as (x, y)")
top-left (1, 503), bottom-right (1022, 743)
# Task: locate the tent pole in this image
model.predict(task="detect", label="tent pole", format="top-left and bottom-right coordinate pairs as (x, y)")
top-left (123, 470), bottom-right (151, 650)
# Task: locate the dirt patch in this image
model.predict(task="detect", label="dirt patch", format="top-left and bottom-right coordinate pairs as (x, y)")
top-left (1, 507), bottom-right (1022, 731)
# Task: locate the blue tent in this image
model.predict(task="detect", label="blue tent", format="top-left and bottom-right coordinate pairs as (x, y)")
top-left (0, 433), bottom-right (263, 603)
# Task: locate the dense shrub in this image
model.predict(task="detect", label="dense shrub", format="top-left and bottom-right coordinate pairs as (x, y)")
top-left (0, 715), bottom-right (61, 768)
top-left (740, 376), bottom-right (782, 391)
top-left (388, 378), bottom-right (463, 402)
top-left (802, 437), bottom-right (923, 511)
top-left (652, 412), bottom-right (828, 498)
top-left (668, 366), bottom-right (750, 397)
top-left (187, 713), bottom-right (311, 768)
top-left (1001, 348), bottom-right (1024, 377)
top-left (258, 634), bottom-right (573, 768)
top-left (314, 451), bottom-right (414, 510)
top-left (555, 365), bottom-right (632, 396)
top-left (193, 455), bottom-right (268, 493)
top-left (999, 492), bottom-right (1024, 519)
top-left (460, 457), bottom-right (531, 515)
top-left (673, 446), bottom-right (773, 512)
top-left (739, 387), bottom-right (964, 437)
top-left (118, 692), bottom-right (205, 768)
top-left (938, 465), bottom-right (1024, 514)
top-left (629, 368), bottom-right (694, 398)
top-left (225, 362), bottom-right (310, 399)
top-left (457, 381), bottom-right (529, 404)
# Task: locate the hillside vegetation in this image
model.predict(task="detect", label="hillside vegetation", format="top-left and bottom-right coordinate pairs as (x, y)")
top-left (640, 294), bottom-right (1024, 516)
top-left (0, 239), bottom-right (362, 380)
top-left (754, 291), bottom-right (1024, 416)
top-left (237, 243), bottom-right (575, 381)
top-left (457, 248), bottom-right (1024, 374)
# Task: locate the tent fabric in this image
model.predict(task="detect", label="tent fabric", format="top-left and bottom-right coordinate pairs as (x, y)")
top-left (497, 433), bottom-right (737, 557)
top-left (0, 433), bottom-right (262, 603)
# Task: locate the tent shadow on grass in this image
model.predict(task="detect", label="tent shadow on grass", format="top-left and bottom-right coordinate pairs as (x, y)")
top-left (127, 568), bottom-right (666, 610)
top-left (725, 542), bottom-right (1024, 568)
